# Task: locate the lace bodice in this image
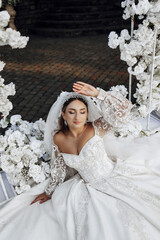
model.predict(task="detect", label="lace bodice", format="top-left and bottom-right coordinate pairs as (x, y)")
top-left (44, 88), bottom-right (132, 196)
top-left (62, 135), bottom-right (114, 185)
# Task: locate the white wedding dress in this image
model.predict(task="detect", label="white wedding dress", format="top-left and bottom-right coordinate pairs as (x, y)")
top-left (0, 90), bottom-right (160, 240)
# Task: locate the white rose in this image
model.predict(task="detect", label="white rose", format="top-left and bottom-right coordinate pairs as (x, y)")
top-left (22, 148), bottom-right (38, 167)
top-left (8, 130), bottom-right (25, 147)
top-left (30, 139), bottom-right (45, 157)
top-left (19, 121), bottom-right (31, 135)
top-left (33, 172), bottom-right (45, 183)
top-left (28, 164), bottom-right (41, 178)
top-left (0, 11), bottom-right (10, 28)
top-left (10, 114), bottom-right (22, 125)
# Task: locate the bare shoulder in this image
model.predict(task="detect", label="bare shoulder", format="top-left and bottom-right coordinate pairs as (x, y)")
top-left (53, 131), bottom-right (65, 146)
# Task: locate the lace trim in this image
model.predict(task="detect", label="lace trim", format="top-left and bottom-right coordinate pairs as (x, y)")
top-left (75, 181), bottom-right (89, 240)
top-left (45, 144), bottom-right (66, 196)
top-left (111, 160), bottom-right (147, 177)
top-left (92, 88), bottom-right (132, 137)
top-left (108, 178), bottom-right (160, 212)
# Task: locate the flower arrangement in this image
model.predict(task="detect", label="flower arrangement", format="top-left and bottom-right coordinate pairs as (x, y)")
top-left (108, 0), bottom-right (160, 118)
top-left (0, 3), bottom-right (29, 128)
top-left (0, 115), bottom-right (51, 194)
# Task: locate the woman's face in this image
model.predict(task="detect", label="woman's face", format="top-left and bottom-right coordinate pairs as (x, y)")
top-left (62, 99), bottom-right (88, 129)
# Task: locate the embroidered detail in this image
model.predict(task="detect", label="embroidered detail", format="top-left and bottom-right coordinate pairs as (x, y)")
top-left (75, 182), bottom-right (89, 240)
top-left (45, 144), bottom-right (66, 196)
top-left (117, 200), bottom-right (150, 240)
top-left (108, 178), bottom-right (160, 211)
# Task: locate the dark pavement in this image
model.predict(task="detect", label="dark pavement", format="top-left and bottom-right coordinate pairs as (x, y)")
top-left (0, 34), bottom-right (130, 122)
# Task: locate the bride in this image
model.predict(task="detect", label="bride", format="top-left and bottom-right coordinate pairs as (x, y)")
top-left (0, 82), bottom-right (160, 240)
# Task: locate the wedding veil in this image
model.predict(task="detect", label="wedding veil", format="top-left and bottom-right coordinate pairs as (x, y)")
top-left (44, 91), bottom-right (102, 156)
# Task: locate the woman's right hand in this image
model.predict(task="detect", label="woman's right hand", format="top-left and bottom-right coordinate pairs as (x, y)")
top-left (73, 81), bottom-right (99, 98)
top-left (30, 193), bottom-right (51, 205)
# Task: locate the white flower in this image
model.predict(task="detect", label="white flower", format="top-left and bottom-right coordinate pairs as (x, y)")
top-left (21, 148), bottom-right (38, 167)
top-left (19, 121), bottom-right (31, 135)
top-left (33, 171), bottom-right (45, 183)
top-left (8, 130), bottom-right (25, 147)
top-left (10, 114), bottom-right (22, 125)
top-left (29, 164), bottom-right (41, 178)
top-left (0, 11), bottom-right (10, 28)
top-left (0, 117), bottom-right (9, 128)
top-left (6, 28), bottom-right (29, 49)
top-left (30, 139), bottom-right (45, 157)
top-left (120, 29), bottom-right (131, 40)
top-left (0, 155), bottom-right (15, 173)
top-left (108, 31), bottom-right (120, 49)
top-left (0, 135), bottom-right (7, 152)
top-left (0, 61), bottom-right (5, 71)
top-left (5, 82), bottom-right (16, 96)
top-left (110, 85), bottom-right (128, 98)
top-left (15, 183), bottom-right (30, 194)
top-left (0, 75), bottom-right (4, 85)
top-left (10, 148), bottom-right (23, 161)
top-left (0, 29), bottom-right (8, 45)
top-left (33, 118), bottom-right (45, 132)
top-left (138, 105), bottom-right (148, 118)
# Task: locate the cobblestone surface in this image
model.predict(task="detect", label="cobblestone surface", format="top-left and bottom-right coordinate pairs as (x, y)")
top-left (0, 34), bottom-right (133, 122)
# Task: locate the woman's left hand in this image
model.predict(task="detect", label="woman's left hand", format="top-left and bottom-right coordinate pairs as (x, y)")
top-left (30, 193), bottom-right (51, 205)
top-left (73, 82), bottom-right (99, 97)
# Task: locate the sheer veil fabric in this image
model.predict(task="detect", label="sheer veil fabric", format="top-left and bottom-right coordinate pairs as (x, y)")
top-left (44, 91), bottom-right (102, 156)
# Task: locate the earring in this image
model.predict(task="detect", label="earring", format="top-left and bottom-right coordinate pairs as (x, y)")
top-left (64, 120), bottom-right (67, 126)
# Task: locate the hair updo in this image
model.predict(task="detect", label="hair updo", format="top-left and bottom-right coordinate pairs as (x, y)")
top-left (58, 97), bottom-right (88, 132)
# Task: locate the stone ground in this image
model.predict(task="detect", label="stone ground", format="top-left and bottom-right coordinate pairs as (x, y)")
top-left (0, 34), bottom-right (134, 123)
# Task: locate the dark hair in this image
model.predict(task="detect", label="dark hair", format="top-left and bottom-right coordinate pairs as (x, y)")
top-left (59, 97), bottom-right (88, 132)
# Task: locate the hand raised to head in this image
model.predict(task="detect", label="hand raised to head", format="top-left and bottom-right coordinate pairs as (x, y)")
top-left (73, 81), bottom-right (99, 98)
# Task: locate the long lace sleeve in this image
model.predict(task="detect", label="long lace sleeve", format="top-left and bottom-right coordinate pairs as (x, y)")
top-left (94, 88), bottom-right (132, 136)
top-left (44, 144), bottom-right (66, 197)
